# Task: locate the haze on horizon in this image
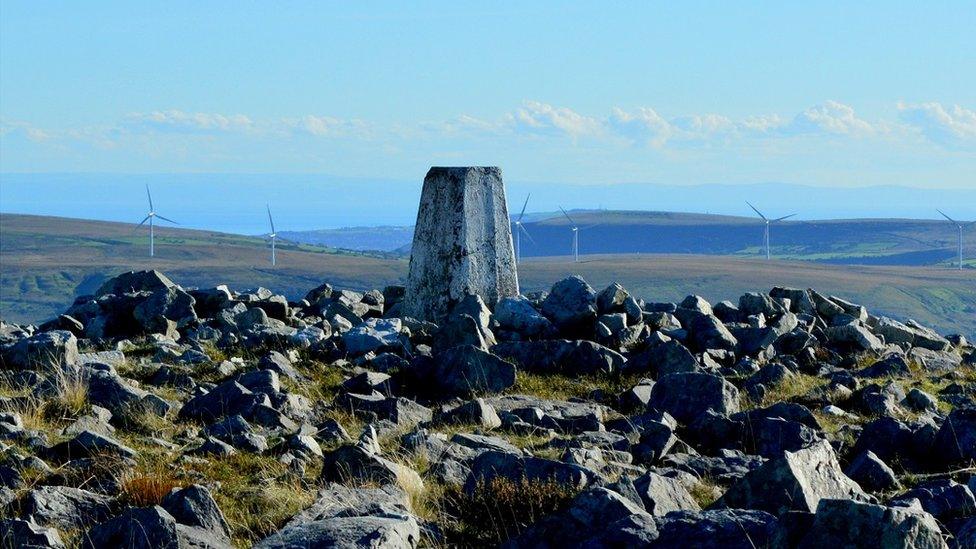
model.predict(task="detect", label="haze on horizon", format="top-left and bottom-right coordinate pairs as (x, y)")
top-left (1, 2), bottom-right (973, 193)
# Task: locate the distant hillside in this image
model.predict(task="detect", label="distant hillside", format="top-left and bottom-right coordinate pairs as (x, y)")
top-left (1, 213), bottom-right (973, 339)
top-left (0, 214), bottom-right (407, 324)
top-left (282, 210), bottom-right (976, 268)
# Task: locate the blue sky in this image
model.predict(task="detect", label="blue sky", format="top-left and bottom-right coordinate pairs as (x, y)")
top-left (1, 2), bottom-right (974, 189)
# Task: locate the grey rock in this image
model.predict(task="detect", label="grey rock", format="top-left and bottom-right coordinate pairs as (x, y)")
top-left (343, 318), bottom-right (403, 355)
top-left (256, 514), bottom-right (419, 549)
top-left (440, 398), bottom-right (502, 430)
top-left (3, 330), bottom-right (79, 370)
top-left (402, 167), bottom-right (518, 325)
top-left (540, 276), bottom-right (598, 336)
top-left (493, 296), bottom-right (556, 338)
top-left (648, 372), bottom-right (740, 424)
top-left (82, 506), bottom-right (180, 549)
top-left (492, 339), bottom-right (625, 376)
top-left (891, 479), bottom-right (976, 520)
top-left (44, 430), bottom-right (138, 462)
top-left (464, 450), bottom-right (598, 494)
top-left (716, 440), bottom-right (869, 515)
top-left (844, 450), bottom-right (900, 492)
top-left (161, 484), bottom-right (232, 543)
top-left (96, 270), bottom-right (176, 297)
top-left (320, 444), bottom-right (422, 491)
top-left (652, 509), bottom-right (779, 549)
top-left (21, 485), bottom-right (115, 530)
top-left (688, 314), bottom-right (738, 352)
top-left (633, 471), bottom-right (700, 516)
top-left (825, 322), bottom-right (884, 351)
top-left (133, 286), bottom-right (197, 334)
top-left (934, 407), bottom-right (976, 463)
top-left (431, 345), bottom-right (516, 396)
top-left (628, 340), bottom-right (699, 377)
top-left (797, 498), bottom-right (946, 549)
top-left (0, 518), bottom-right (65, 549)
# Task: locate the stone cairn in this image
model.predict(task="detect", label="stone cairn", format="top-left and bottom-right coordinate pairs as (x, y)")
top-left (401, 167), bottom-right (519, 324)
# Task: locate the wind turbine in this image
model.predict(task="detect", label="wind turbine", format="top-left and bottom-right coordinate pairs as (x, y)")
top-left (937, 209), bottom-right (975, 270)
top-left (266, 204), bottom-right (279, 267)
top-left (512, 194), bottom-right (535, 264)
top-left (746, 201), bottom-right (795, 260)
top-left (137, 185), bottom-right (177, 257)
top-left (559, 207), bottom-right (580, 262)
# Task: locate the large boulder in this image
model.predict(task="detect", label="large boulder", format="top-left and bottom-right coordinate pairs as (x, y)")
top-left (132, 286), bottom-right (197, 334)
top-left (688, 314), bottom-right (738, 352)
top-left (492, 339), bottom-right (625, 376)
top-left (161, 484), bottom-right (232, 544)
top-left (82, 506), bottom-right (180, 549)
top-left (648, 373), bottom-right (740, 423)
top-left (256, 484), bottom-right (418, 549)
top-left (20, 486), bottom-right (115, 531)
top-left (493, 296), bottom-right (556, 338)
top-left (95, 270), bottom-right (176, 297)
top-left (933, 406), bottom-right (976, 463)
top-left (429, 345), bottom-right (516, 397)
top-left (0, 519), bottom-right (65, 549)
top-left (401, 167), bottom-right (518, 324)
top-left (540, 276), bottom-right (598, 336)
top-left (797, 499), bottom-right (947, 549)
top-left (2, 330), bottom-right (79, 370)
top-left (320, 444), bottom-right (422, 492)
top-left (633, 471), bottom-right (700, 516)
top-left (715, 440), bottom-right (869, 515)
top-left (343, 318), bottom-right (403, 355)
top-left (627, 340), bottom-right (699, 377)
top-left (464, 450), bottom-right (598, 494)
top-left (652, 509), bottom-right (779, 549)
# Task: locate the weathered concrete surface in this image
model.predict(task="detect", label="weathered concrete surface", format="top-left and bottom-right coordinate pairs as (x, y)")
top-left (402, 167), bottom-right (518, 324)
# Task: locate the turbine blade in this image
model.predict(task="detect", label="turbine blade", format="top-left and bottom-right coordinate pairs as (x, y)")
top-left (937, 209), bottom-right (957, 224)
top-left (267, 204), bottom-right (276, 233)
top-left (519, 224), bottom-right (538, 245)
top-left (155, 214), bottom-right (178, 225)
top-left (746, 201), bottom-right (767, 221)
top-left (517, 194), bottom-right (530, 222)
top-left (773, 214), bottom-right (797, 222)
top-left (146, 185), bottom-right (154, 210)
top-left (559, 206), bottom-right (577, 226)
top-left (581, 223), bottom-right (602, 231)
top-left (137, 215), bottom-right (150, 227)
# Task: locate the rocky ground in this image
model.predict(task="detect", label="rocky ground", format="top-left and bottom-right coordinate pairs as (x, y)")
top-left (1, 270), bottom-right (975, 548)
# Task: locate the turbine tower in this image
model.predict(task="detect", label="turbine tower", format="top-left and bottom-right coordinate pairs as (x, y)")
top-left (137, 185), bottom-right (177, 257)
top-left (560, 207), bottom-right (580, 262)
top-left (937, 209), bottom-right (974, 270)
top-left (512, 194), bottom-right (535, 264)
top-left (746, 201), bottom-right (795, 260)
top-left (267, 204), bottom-right (278, 267)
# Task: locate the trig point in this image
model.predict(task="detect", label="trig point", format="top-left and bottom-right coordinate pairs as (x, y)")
top-left (402, 167), bottom-right (519, 324)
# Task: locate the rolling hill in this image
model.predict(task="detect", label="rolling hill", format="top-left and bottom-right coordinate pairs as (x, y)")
top-left (282, 210), bottom-right (976, 268)
top-left (2, 213), bottom-right (974, 339)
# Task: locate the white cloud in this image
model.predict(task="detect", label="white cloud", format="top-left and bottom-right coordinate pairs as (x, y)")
top-left (608, 107), bottom-right (672, 147)
top-left (509, 101), bottom-right (602, 138)
top-left (898, 102), bottom-right (976, 148)
top-left (785, 100), bottom-right (875, 136)
top-left (127, 110), bottom-right (255, 133)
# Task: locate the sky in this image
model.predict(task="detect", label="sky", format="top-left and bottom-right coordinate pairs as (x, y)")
top-left (1, 2), bottom-right (975, 205)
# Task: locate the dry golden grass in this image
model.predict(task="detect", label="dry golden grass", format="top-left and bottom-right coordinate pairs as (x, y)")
top-left (120, 473), bottom-right (182, 507)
